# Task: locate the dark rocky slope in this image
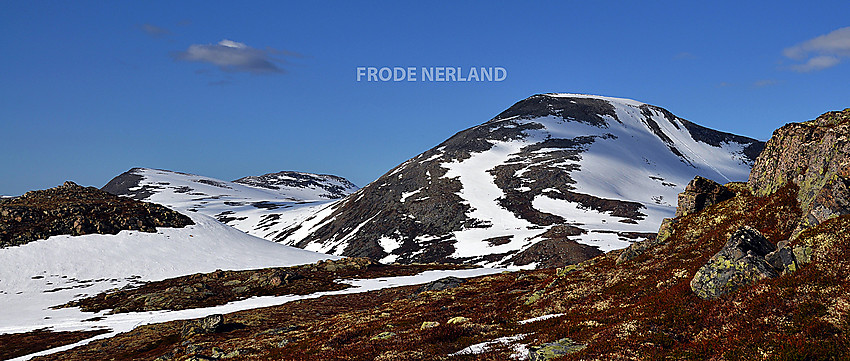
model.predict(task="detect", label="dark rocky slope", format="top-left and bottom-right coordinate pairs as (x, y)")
top-left (0, 181), bottom-right (193, 248)
top-left (282, 94), bottom-right (763, 267)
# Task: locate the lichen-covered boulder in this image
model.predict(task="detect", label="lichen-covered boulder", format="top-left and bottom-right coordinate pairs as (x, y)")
top-left (675, 176), bottom-right (735, 218)
top-left (181, 314), bottom-right (225, 338)
top-left (691, 227), bottom-right (778, 299)
top-left (748, 108), bottom-right (850, 234)
top-left (528, 338), bottom-right (586, 360)
top-left (446, 316), bottom-right (469, 325)
top-left (370, 331), bottom-right (396, 341)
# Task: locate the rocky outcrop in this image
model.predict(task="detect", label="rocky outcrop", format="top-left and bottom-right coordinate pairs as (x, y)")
top-left (675, 176), bottom-right (735, 217)
top-left (528, 338), bottom-right (586, 360)
top-left (690, 227), bottom-right (778, 299)
top-left (413, 276), bottom-right (464, 295)
top-left (619, 176), bottom-right (736, 265)
top-left (749, 108), bottom-right (850, 235)
top-left (181, 314), bottom-right (225, 338)
top-left (61, 257), bottom-right (473, 314)
top-left (0, 181), bottom-right (193, 248)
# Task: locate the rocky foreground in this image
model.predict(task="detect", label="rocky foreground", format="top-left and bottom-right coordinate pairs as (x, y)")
top-left (0, 181), bottom-right (193, 248)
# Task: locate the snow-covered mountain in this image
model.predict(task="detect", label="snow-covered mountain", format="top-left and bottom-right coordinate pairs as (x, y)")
top-left (102, 168), bottom-right (358, 240)
top-left (279, 94), bottom-right (764, 268)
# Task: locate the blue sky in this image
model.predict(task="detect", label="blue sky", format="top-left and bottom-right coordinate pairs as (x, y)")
top-left (2, 1), bottom-right (850, 195)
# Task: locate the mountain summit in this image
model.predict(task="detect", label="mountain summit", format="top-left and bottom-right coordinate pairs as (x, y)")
top-left (280, 94), bottom-right (764, 267)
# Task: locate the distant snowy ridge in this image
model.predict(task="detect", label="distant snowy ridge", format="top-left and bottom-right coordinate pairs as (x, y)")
top-left (233, 171), bottom-right (357, 199)
top-left (102, 168), bottom-right (357, 241)
top-left (279, 93), bottom-right (764, 268)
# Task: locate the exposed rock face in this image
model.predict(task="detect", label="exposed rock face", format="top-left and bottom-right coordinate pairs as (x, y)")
top-left (232, 171), bottom-right (358, 199)
top-left (282, 94), bottom-right (762, 267)
top-left (691, 227), bottom-right (778, 299)
top-left (0, 181), bottom-right (193, 248)
top-left (675, 176), bottom-right (735, 217)
top-left (748, 108), bottom-right (850, 234)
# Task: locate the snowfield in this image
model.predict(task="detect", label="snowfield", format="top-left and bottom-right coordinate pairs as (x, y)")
top-left (0, 210), bottom-right (505, 360)
top-left (0, 212), bottom-right (335, 336)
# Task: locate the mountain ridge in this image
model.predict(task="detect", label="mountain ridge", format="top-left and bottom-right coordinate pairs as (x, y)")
top-left (280, 93), bottom-right (764, 267)
top-left (101, 167), bottom-right (358, 241)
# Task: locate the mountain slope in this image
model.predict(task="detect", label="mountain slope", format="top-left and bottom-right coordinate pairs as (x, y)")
top-left (0, 184), bottom-right (335, 337)
top-left (281, 94), bottom-right (763, 267)
top-left (102, 168), bottom-right (358, 241)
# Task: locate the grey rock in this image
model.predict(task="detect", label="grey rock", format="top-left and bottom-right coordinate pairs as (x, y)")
top-left (691, 227), bottom-right (778, 299)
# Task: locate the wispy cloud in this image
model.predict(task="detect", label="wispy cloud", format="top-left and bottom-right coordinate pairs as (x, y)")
top-left (674, 52), bottom-right (697, 60)
top-left (139, 24), bottom-right (171, 38)
top-left (173, 39), bottom-right (292, 74)
top-left (783, 26), bottom-right (850, 72)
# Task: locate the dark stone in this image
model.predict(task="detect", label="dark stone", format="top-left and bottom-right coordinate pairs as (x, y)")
top-left (675, 176), bottom-right (735, 218)
top-left (412, 277), bottom-right (464, 296)
top-left (765, 247), bottom-right (799, 274)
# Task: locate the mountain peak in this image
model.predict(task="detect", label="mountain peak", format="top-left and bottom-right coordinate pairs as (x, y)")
top-left (282, 93), bottom-right (764, 267)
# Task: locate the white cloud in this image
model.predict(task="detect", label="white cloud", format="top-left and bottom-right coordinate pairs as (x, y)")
top-left (783, 26), bottom-right (850, 72)
top-left (790, 55), bottom-right (841, 73)
top-left (174, 39), bottom-right (290, 74)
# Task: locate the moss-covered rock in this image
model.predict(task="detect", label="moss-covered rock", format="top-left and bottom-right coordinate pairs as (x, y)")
top-left (370, 331), bottom-right (396, 341)
top-left (691, 227), bottom-right (778, 299)
top-left (528, 338), bottom-right (586, 360)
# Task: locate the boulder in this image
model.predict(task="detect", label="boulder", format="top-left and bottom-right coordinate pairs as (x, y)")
top-left (199, 314), bottom-right (224, 333)
top-left (528, 338), bottom-right (586, 360)
top-left (412, 276), bottom-right (464, 296)
top-left (370, 331), bottom-right (396, 341)
top-left (675, 176), bottom-right (734, 218)
top-left (420, 321), bottom-right (439, 330)
top-left (446, 316), bottom-right (468, 325)
top-left (748, 109), bottom-right (850, 234)
top-left (690, 227), bottom-right (778, 299)
top-left (181, 314), bottom-right (225, 338)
